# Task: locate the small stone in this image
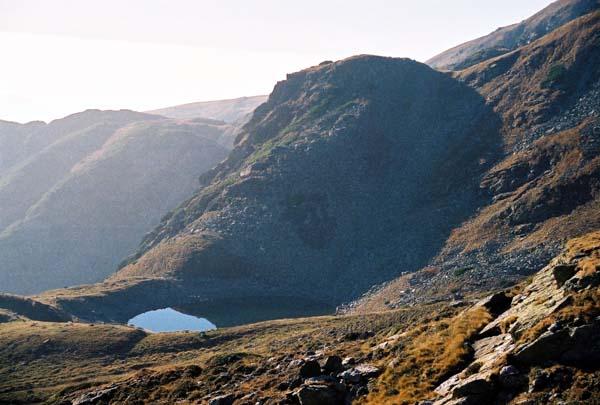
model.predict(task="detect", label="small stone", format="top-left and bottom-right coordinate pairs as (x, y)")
top-left (499, 365), bottom-right (519, 377)
top-left (548, 321), bottom-right (562, 333)
top-left (552, 264), bottom-right (577, 286)
top-left (208, 393), bottom-right (235, 405)
top-left (499, 365), bottom-right (524, 389)
top-left (288, 359), bottom-right (305, 369)
top-left (288, 377), bottom-right (303, 390)
top-left (295, 383), bottom-right (345, 405)
top-left (341, 357), bottom-right (355, 367)
top-left (529, 370), bottom-right (550, 392)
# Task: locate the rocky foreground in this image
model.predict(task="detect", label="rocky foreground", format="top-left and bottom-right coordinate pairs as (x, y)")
top-left (0, 231), bottom-right (598, 404)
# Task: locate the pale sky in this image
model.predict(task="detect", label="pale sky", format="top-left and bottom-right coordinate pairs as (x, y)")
top-left (0, 0), bottom-right (554, 123)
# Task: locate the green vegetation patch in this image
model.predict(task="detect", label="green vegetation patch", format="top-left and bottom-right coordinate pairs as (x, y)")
top-left (453, 267), bottom-right (473, 277)
top-left (542, 63), bottom-right (567, 88)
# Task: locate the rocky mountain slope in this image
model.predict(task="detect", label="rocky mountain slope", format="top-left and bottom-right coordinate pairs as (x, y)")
top-left (0, 111), bottom-right (232, 294)
top-left (147, 96), bottom-right (268, 123)
top-left (36, 10), bottom-right (600, 326)
top-left (349, 10), bottom-right (600, 312)
top-left (40, 55), bottom-right (506, 325)
top-left (1, 231), bottom-right (598, 404)
top-left (426, 0), bottom-right (599, 70)
top-left (1, 3), bottom-right (599, 403)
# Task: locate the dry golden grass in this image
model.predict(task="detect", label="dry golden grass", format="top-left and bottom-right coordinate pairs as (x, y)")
top-left (363, 305), bottom-right (492, 404)
top-left (0, 303), bottom-right (451, 404)
top-left (567, 230), bottom-right (600, 275)
top-left (459, 12), bottom-right (600, 148)
top-left (436, 118), bottom-right (600, 263)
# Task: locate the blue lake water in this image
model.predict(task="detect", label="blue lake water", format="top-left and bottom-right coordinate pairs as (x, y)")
top-left (128, 307), bottom-right (216, 332)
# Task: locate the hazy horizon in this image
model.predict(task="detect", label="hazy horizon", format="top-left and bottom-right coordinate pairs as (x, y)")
top-left (1, 0), bottom-right (554, 123)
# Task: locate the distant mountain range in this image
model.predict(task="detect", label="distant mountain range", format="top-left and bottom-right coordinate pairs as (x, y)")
top-left (0, 97), bottom-right (267, 294)
top-left (146, 95), bottom-right (268, 123)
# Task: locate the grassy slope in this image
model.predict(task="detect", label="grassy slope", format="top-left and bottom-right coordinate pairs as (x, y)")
top-left (1, 231), bottom-right (598, 404)
top-left (0, 305), bottom-right (452, 404)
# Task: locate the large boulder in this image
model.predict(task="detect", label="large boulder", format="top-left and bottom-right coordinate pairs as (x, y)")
top-left (322, 355), bottom-right (343, 374)
top-left (552, 264), bottom-right (577, 286)
top-left (476, 292), bottom-right (512, 317)
top-left (512, 329), bottom-right (571, 365)
top-left (512, 319), bottom-right (600, 366)
top-left (299, 360), bottom-right (322, 378)
top-left (451, 373), bottom-right (495, 398)
top-left (295, 376), bottom-right (346, 405)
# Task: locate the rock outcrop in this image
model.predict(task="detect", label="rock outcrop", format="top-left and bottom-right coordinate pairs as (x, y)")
top-left (432, 231), bottom-right (600, 404)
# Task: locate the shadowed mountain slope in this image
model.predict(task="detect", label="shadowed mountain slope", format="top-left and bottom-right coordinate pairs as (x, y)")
top-left (0, 119), bottom-right (45, 172)
top-left (0, 110), bottom-right (159, 232)
top-left (44, 56), bottom-right (503, 324)
top-left (427, 0), bottom-right (599, 70)
top-left (353, 11), bottom-right (600, 310)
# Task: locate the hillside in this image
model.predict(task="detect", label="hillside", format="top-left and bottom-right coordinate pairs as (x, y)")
top-left (33, 55), bottom-right (504, 325)
top-left (350, 11), bottom-right (600, 312)
top-left (426, 0), bottom-right (599, 70)
top-left (147, 96), bottom-right (268, 123)
top-left (0, 110), bottom-right (159, 232)
top-left (1, 232), bottom-right (599, 404)
top-left (0, 112), bottom-right (231, 294)
top-left (24, 12), bottom-right (600, 331)
top-left (1, 2), bottom-right (600, 403)
top-left (0, 119), bottom-right (45, 172)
